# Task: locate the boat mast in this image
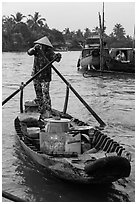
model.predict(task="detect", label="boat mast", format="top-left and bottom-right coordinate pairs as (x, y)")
top-left (99, 2), bottom-right (104, 71)
top-left (133, 25), bottom-right (135, 48)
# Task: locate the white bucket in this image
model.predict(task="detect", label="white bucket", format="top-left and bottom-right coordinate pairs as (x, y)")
top-left (44, 118), bottom-right (70, 133)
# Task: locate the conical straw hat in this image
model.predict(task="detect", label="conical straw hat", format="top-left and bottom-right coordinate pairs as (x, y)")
top-left (34, 36), bottom-right (53, 47)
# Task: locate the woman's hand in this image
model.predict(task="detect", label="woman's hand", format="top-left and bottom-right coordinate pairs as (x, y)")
top-left (34, 44), bottom-right (42, 51)
top-left (55, 53), bottom-right (62, 62)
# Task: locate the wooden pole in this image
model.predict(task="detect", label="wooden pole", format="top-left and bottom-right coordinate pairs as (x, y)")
top-left (63, 86), bottom-right (69, 114)
top-left (102, 2), bottom-right (105, 68)
top-left (99, 2), bottom-right (105, 71)
top-left (99, 12), bottom-right (103, 71)
top-left (20, 82), bottom-right (24, 113)
top-left (102, 2), bottom-right (105, 37)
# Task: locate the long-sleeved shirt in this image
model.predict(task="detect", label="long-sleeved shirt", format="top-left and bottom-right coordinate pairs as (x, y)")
top-left (28, 46), bottom-right (56, 82)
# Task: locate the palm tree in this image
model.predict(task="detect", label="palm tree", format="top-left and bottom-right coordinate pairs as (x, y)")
top-left (84, 28), bottom-right (92, 39)
top-left (113, 23), bottom-right (126, 40)
top-left (11, 12), bottom-right (26, 24)
top-left (10, 12), bottom-right (31, 49)
top-left (27, 12), bottom-right (47, 31)
top-left (2, 15), bottom-right (15, 33)
top-left (62, 28), bottom-right (72, 43)
top-left (75, 29), bottom-right (84, 41)
top-left (2, 16), bottom-right (15, 50)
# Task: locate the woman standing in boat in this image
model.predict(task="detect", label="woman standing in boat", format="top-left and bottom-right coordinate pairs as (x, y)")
top-left (27, 36), bottom-right (61, 118)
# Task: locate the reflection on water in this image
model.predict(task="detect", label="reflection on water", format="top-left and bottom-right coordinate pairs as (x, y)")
top-left (2, 52), bottom-right (135, 202)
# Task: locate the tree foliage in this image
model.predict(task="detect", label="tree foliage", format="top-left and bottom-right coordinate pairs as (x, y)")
top-left (2, 12), bottom-right (134, 52)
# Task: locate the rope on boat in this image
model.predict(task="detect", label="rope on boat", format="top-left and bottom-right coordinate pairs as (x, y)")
top-left (93, 130), bottom-right (125, 155)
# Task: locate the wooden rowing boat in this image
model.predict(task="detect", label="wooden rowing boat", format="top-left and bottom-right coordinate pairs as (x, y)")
top-left (14, 99), bottom-right (131, 184)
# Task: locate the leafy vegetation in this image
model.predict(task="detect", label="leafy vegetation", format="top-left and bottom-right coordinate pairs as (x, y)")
top-left (2, 12), bottom-right (135, 52)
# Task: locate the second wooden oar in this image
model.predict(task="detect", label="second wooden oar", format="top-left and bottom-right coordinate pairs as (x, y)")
top-left (2, 56), bottom-right (58, 106)
top-left (51, 64), bottom-right (106, 127)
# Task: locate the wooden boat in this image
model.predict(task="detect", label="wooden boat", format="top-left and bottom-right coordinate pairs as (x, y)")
top-left (108, 48), bottom-right (135, 73)
top-left (77, 46), bottom-right (135, 75)
top-left (77, 47), bottom-right (110, 70)
top-left (14, 85), bottom-right (131, 184)
top-left (77, 14), bottom-right (134, 75)
top-left (77, 5), bottom-right (135, 75)
top-left (77, 36), bottom-right (110, 71)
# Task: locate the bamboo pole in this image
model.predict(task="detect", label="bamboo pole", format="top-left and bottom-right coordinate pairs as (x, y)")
top-left (98, 12), bottom-right (103, 71)
top-left (99, 2), bottom-right (105, 71)
top-left (63, 86), bottom-right (69, 114)
top-left (20, 82), bottom-right (24, 113)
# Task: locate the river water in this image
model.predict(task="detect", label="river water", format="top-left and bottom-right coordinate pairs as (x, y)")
top-left (2, 51), bottom-right (135, 202)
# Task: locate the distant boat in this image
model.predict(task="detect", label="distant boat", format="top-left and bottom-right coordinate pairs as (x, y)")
top-left (77, 35), bottom-right (110, 72)
top-left (77, 4), bottom-right (135, 75)
top-left (108, 48), bottom-right (135, 73)
top-left (77, 45), bottom-right (135, 75)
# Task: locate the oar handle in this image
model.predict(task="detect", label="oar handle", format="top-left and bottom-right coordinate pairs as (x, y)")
top-left (2, 56), bottom-right (58, 106)
top-left (2, 191), bottom-right (26, 202)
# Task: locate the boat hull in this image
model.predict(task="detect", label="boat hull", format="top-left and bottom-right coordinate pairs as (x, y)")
top-left (14, 114), bottom-right (131, 184)
top-left (78, 60), bottom-right (135, 75)
top-left (108, 59), bottom-right (135, 73)
top-left (77, 47), bottom-right (135, 74)
top-left (17, 133), bottom-right (131, 184)
top-left (80, 55), bottom-right (100, 68)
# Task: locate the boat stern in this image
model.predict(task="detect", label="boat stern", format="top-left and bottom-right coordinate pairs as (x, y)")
top-left (84, 155), bottom-right (131, 183)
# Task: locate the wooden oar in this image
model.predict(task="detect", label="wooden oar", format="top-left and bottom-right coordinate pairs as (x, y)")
top-left (2, 56), bottom-right (58, 106)
top-left (51, 64), bottom-right (106, 127)
top-left (2, 191), bottom-right (26, 202)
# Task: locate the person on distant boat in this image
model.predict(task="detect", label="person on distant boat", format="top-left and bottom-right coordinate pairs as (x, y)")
top-left (115, 51), bottom-right (126, 61)
top-left (27, 36), bottom-right (61, 118)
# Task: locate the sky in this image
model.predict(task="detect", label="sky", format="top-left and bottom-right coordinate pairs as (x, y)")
top-left (2, 1), bottom-right (135, 37)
